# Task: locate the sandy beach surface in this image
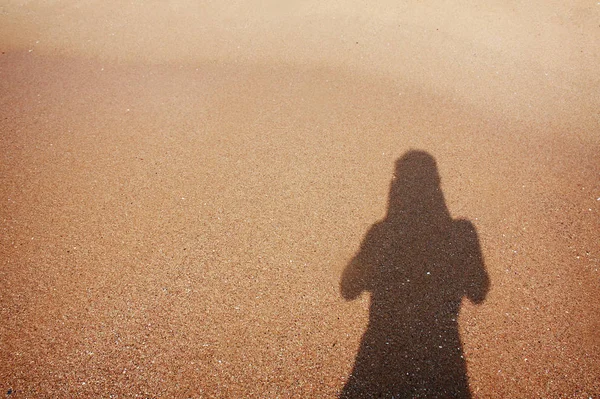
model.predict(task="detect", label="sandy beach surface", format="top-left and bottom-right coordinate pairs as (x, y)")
top-left (1, 1), bottom-right (599, 397)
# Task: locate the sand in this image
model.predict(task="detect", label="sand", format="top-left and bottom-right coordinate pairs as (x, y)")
top-left (1, 1), bottom-right (599, 397)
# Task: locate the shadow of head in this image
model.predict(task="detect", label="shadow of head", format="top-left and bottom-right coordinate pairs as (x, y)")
top-left (387, 150), bottom-right (447, 221)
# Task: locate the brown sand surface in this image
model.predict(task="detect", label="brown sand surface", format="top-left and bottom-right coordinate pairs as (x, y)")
top-left (1, 1), bottom-right (599, 397)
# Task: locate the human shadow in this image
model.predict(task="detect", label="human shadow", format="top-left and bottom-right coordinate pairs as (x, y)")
top-left (340, 150), bottom-right (490, 398)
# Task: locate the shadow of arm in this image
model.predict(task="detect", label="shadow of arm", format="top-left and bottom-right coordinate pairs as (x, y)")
top-left (340, 257), bottom-right (368, 300)
top-left (455, 219), bottom-right (490, 304)
top-left (340, 225), bottom-right (379, 301)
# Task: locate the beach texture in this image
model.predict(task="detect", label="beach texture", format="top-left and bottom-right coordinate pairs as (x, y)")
top-left (1, 1), bottom-right (599, 397)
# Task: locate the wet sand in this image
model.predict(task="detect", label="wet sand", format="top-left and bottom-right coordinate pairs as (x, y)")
top-left (1, 1), bottom-right (599, 397)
